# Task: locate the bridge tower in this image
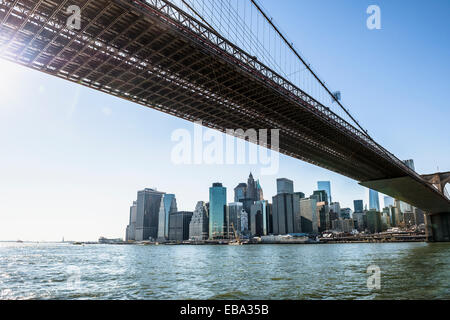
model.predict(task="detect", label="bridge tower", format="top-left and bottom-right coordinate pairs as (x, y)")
top-left (421, 172), bottom-right (450, 242)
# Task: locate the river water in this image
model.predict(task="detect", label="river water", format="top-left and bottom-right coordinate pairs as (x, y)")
top-left (0, 242), bottom-right (449, 300)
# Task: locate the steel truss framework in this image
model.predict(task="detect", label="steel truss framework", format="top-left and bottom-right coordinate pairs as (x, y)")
top-left (0, 0), bottom-right (449, 212)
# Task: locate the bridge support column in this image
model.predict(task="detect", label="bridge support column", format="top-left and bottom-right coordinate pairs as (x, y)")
top-left (426, 212), bottom-right (450, 242)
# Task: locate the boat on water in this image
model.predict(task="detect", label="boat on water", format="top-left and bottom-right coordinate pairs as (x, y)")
top-left (228, 241), bottom-right (243, 246)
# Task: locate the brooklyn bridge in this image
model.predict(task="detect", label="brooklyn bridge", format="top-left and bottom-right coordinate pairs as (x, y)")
top-left (0, 0), bottom-right (448, 241)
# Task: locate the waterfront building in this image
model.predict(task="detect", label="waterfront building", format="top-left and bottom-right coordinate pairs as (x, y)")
top-left (353, 200), bottom-right (364, 213)
top-left (367, 210), bottom-right (382, 234)
top-left (157, 194), bottom-right (177, 241)
top-left (353, 211), bottom-right (365, 231)
top-left (250, 200), bottom-right (271, 236)
top-left (317, 201), bottom-right (330, 232)
top-left (168, 211), bottom-right (193, 241)
top-left (404, 211), bottom-right (416, 228)
top-left (277, 178), bottom-right (294, 194)
top-left (299, 198), bottom-right (318, 234)
top-left (227, 202), bottom-right (246, 238)
top-left (189, 201), bottom-right (209, 241)
top-left (340, 208), bottom-right (352, 220)
top-left (272, 193), bottom-right (294, 235)
top-left (332, 219), bottom-right (354, 233)
top-left (125, 201), bottom-right (137, 241)
top-left (135, 188), bottom-right (165, 241)
top-left (317, 181), bottom-right (332, 204)
top-left (234, 173), bottom-right (264, 230)
top-left (329, 202), bottom-right (341, 224)
top-left (369, 189), bottom-right (380, 212)
top-left (209, 183), bottom-right (227, 239)
top-left (414, 207), bottom-right (425, 226)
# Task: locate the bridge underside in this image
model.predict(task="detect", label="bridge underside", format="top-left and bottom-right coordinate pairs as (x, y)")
top-left (1, 0), bottom-right (450, 241)
top-left (360, 177), bottom-right (450, 214)
top-left (0, 0), bottom-right (415, 182)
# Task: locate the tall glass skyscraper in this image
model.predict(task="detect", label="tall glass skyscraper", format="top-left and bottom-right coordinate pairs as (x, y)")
top-left (209, 183), bottom-right (227, 239)
top-left (277, 178), bottom-right (294, 194)
top-left (317, 181), bottom-right (332, 204)
top-left (384, 196), bottom-right (394, 208)
top-left (157, 194), bottom-right (177, 241)
top-left (369, 189), bottom-right (380, 212)
top-left (353, 200), bottom-right (363, 213)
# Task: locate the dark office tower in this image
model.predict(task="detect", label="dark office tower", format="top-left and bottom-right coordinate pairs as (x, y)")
top-left (157, 194), bottom-right (177, 241)
top-left (369, 189), bottom-right (380, 212)
top-left (414, 207), bottom-right (425, 226)
top-left (189, 201), bottom-right (209, 241)
top-left (272, 193), bottom-right (294, 235)
top-left (135, 188), bottom-right (165, 241)
top-left (234, 183), bottom-right (247, 202)
top-left (367, 210), bottom-right (382, 234)
top-left (277, 178), bottom-right (294, 195)
top-left (390, 206), bottom-right (397, 227)
top-left (317, 181), bottom-right (332, 204)
top-left (292, 192), bottom-right (306, 233)
top-left (168, 211), bottom-right (193, 241)
top-left (250, 200), bottom-right (270, 236)
top-left (126, 201), bottom-right (137, 241)
top-left (299, 198), bottom-right (319, 234)
top-left (312, 190), bottom-right (328, 203)
top-left (317, 202), bottom-right (330, 232)
top-left (209, 183), bottom-right (227, 239)
top-left (353, 200), bottom-right (364, 213)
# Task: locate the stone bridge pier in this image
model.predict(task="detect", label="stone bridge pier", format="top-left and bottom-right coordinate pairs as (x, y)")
top-left (422, 172), bottom-right (450, 242)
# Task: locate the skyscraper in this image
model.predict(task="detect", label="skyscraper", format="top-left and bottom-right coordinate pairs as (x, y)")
top-left (157, 194), bottom-right (177, 241)
top-left (312, 190), bottom-right (327, 203)
top-left (168, 211), bottom-right (193, 241)
top-left (250, 200), bottom-right (270, 236)
top-left (234, 183), bottom-right (247, 202)
top-left (135, 188), bottom-right (165, 241)
top-left (227, 202), bottom-right (245, 238)
top-left (272, 193), bottom-right (294, 235)
top-left (277, 178), bottom-right (294, 194)
top-left (317, 181), bottom-right (332, 204)
top-left (384, 196), bottom-right (394, 208)
top-left (125, 201), bottom-right (137, 241)
top-left (353, 200), bottom-right (363, 213)
top-left (369, 189), bottom-right (380, 212)
top-left (299, 198), bottom-right (318, 234)
top-left (189, 201), bottom-right (209, 241)
top-left (209, 183), bottom-right (227, 239)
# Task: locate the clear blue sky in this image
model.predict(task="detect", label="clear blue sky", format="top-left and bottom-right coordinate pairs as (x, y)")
top-left (0, 0), bottom-right (449, 241)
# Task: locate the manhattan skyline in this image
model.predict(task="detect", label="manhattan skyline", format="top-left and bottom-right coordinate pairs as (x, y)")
top-left (1, 0), bottom-right (449, 242)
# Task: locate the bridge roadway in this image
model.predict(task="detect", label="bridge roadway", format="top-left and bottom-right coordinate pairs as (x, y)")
top-left (0, 0), bottom-right (449, 240)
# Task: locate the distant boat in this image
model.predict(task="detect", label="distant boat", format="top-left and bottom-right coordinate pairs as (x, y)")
top-left (72, 242), bottom-right (83, 245)
top-left (16, 240), bottom-right (23, 243)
